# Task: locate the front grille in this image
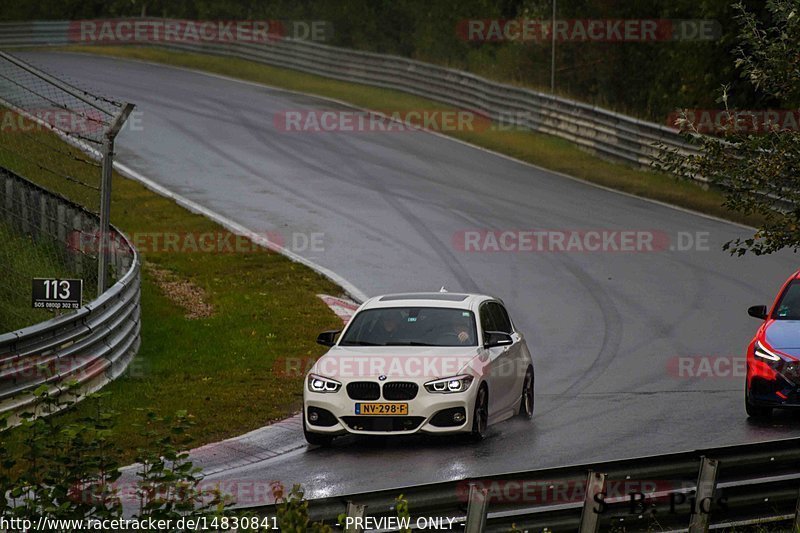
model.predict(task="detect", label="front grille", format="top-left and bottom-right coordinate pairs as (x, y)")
top-left (347, 381), bottom-right (380, 400)
top-left (341, 416), bottom-right (425, 432)
top-left (782, 362), bottom-right (800, 385)
top-left (382, 382), bottom-right (418, 400)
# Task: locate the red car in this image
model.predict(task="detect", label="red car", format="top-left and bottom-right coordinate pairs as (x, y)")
top-left (746, 269), bottom-right (800, 417)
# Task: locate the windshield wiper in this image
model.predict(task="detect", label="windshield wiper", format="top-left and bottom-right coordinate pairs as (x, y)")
top-left (340, 340), bottom-right (383, 346)
top-left (384, 341), bottom-right (435, 346)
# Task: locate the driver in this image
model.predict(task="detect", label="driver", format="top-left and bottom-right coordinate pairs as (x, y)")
top-left (450, 315), bottom-right (472, 344)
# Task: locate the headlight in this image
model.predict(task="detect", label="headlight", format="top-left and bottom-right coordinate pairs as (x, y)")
top-left (754, 340), bottom-right (781, 361)
top-left (424, 375), bottom-right (474, 394)
top-left (307, 374), bottom-right (342, 393)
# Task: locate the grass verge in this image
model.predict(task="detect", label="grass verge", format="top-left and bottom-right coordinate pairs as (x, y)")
top-left (0, 223), bottom-right (76, 331)
top-left (55, 44), bottom-right (763, 227)
top-left (0, 111), bottom-right (343, 461)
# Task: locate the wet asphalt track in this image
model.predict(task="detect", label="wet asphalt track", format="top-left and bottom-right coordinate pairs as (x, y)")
top-left (22, 52), bottom-right (800, 501)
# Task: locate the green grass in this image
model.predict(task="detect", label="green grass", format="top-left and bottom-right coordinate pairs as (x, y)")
top-left (0, 110), bottom-right (343, 461)
top-left (0, 223), bottom-right (77, 331)
top-left (53, 44), bottom-right (764, 228)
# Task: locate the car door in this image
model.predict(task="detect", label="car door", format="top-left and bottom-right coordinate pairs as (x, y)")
top-left (487, 301), bottom-right (523, 414)
top-left (479, 302), bottom-right (514, 420)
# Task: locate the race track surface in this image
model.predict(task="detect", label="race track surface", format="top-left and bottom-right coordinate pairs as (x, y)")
top-left (24, 52), bottom-right (800, 501)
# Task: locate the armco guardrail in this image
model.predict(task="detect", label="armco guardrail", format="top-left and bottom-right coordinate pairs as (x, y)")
top-left (250, 437), bottom-right (800, 532)
top-left (0, 166), bottom-right (140, 425)
top-left (0, 20), bottom-right (699, 170)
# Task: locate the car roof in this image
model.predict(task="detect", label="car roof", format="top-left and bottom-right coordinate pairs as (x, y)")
top-left (360, 292), bottom-right (497, 310)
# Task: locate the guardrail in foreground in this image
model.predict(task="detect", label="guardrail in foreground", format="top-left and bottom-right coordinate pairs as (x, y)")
top-left (0, 20), bottom-right (699, 173)
top-left (253, 436), bottom-right (800, 532)
top-left (0, 166), bottom-right (141, 426)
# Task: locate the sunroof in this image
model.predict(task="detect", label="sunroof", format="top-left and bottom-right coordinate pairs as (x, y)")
top-left (379, 293), bottom-right (469, 302)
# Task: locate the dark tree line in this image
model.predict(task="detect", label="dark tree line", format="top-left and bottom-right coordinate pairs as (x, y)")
top-left (1, 0), bottom-right (789, 122)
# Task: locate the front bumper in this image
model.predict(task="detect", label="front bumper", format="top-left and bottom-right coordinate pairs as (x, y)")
top-left (303, 377), bottom-right (478, 436)
top-left (748, 375), bottom-right (800, 408)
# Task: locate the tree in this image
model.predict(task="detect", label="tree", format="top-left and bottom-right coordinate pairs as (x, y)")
top-left (658, 0), bottom-right (800, 256)
top-left (1, 389), bottom-right (238, 531)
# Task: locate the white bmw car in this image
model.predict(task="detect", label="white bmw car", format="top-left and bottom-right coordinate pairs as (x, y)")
top-left (303, 292), bottom-right (535, 445)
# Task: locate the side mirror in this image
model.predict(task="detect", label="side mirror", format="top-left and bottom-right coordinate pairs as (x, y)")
top-left (484, 331), bottom-right (513, 348)
top-left (747, 305), bottom-right (768, 320)
top-left (316, 330), bottom-right (341, 347)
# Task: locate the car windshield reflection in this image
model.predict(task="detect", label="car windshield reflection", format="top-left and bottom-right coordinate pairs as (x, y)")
top-left (339, 307), bottom-right (478, 347)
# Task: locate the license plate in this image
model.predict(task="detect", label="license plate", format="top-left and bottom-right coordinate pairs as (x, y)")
top-left (354, 403), bottom-right (408, 415)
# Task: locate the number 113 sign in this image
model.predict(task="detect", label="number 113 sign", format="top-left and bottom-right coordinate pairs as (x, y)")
top-left (32, 278), bottom-right (83, 310)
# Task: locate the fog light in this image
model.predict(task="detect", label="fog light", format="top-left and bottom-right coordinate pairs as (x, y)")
top-left (453, 412), bottom-right (465, 423)
top-left (308, 411), bottom-right (319, 422)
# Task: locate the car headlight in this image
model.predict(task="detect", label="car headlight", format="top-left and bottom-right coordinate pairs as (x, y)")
top-left (307, 374), bottom-right (342, 393)
top-left (424, 375), bottom-right (474, 394)
top-left (754, 340), bottom-right (781, 361)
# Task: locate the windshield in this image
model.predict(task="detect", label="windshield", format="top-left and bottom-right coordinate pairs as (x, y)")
top-left (774, 280), bottom-right (800, 320)
top-left (339, 307), bottom-right (477, 347)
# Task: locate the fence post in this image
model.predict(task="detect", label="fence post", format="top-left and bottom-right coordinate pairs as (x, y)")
top-left (96, 102), bottom-right (134, 294)
top-left (465, 482), bottom-right (489, 533)
top-left (343, 501), bottom-right (366, 533)
top-left (579, 471), bottom-right (606, 533)
top-left (793, 483), bottom-right (800, 531)
top-left (688, 456), bottom-right (719, 533)
top-left (97, 137), bottom-right (113, 293)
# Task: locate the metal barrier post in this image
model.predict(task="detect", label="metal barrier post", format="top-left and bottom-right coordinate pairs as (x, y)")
top-left (465, 482), bottom-right (489, 533)
top-left (688, 456), bottom-right (719, 533)
top-left (97, 103), bottom-right (134, 293)
top-left (343, 501), bottom-right (366, 533)
top-left (793, 483), bottom-right (800, 531)
top-left (579, 471), bottom-right (606, 533)
top-left (97, 137), bottom-right (113, 293)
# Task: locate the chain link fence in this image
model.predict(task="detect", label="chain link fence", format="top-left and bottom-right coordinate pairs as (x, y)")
top-left (0, 51), bottom-right (133, 332)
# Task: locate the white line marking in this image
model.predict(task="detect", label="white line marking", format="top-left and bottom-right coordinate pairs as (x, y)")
top-left (112, 161), bottom-right (368, 303)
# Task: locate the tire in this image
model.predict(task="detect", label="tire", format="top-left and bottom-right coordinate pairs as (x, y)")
top-left (303, 411), bottom-right (334, 446)
top-left (519, 366), bottom-right (534, 419)
top-left (470, 384), bottom-right (489, 441)
top-left (745, 385), bottom-right (772, 419)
